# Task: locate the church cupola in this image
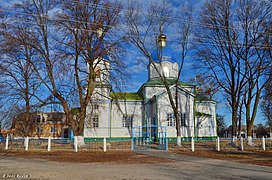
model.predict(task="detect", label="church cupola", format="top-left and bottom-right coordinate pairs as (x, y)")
top-left (148, 61), bottom-right (179, 80)
top-left (148, 43), bottom-right (179, 80)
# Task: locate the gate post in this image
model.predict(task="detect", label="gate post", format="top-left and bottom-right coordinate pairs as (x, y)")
top-left (131, 127), bottom-right (134, 151)
top-left (5, 134), bottom-right (9, 150)
top-left (217, 137), bottom-right (220, 151)
top-left (166, 137), bottom-right (168, 151)
top-left (103, 137), bottom-right (107, 152)
top-left (262, 136), bottom-right (266, 151)
top-left (74, 136), bottom-right (78, 152)
top-left (241, 137), bottom-right (244, 151)
top-left (48, 136), bottom-right (51, 152)
top-left (25, 136), bottom-right (29, 151)
top-left (191, 136), bottom-right (195, 152)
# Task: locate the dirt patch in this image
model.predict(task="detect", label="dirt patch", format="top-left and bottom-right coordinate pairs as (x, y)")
top-left (1, 149), bottom-right (272, 167)
top-left (0, 150), bottom-right (173, 164)
top-left (171, 148), bottom-right (272, 167)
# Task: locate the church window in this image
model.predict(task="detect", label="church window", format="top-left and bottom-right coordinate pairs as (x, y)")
top-left (94, 104), bottom-right (99, 110)
top-left (180, 113), bottom-right (187, 127)
top-left (167, 114), bottom-right (176, 127)
top-left (163, 67), bottom-right (169, 77)
top-left (167, 113), bottom-right (187, 127)
top-left (93, 115), bottom-right (99, 128)
top-left (122, 115), bottom-right (133, 128)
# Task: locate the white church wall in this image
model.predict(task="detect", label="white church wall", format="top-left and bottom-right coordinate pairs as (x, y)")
top-left (144, 86), bottom-right (166, 99)
top-left (148, 61), bottom-right (179, 79)
top-left (84, 101), bottom-right (111, 138)
top-left (144, 99), bottom-right (155, 127)
top-left (111, 100), bottom-right (143, 137)
top-left (196, 101), bottom-right (217, 137)
top-left (156, 88), bottom-right (195, 138)
top-left (92, 87), bottom-right (111, 100)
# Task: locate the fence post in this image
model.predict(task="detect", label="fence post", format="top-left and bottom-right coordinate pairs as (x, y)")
top-left (131, 138), bottom-right (134, 151)
top-left (166, 137), bottom-right (168, 151)
top-left (217, 136), bottom-right (220, 151)
top-left (241, 137), bottom-right (244, 151)
top-left (48, 136), bottom-right (51, 152)
top-left (74, 136), bottom-right (78, 152)
top-left (103, 137), bottom-right (106, 152)
top-left (191, 136), bottom-right (195, 152)
top-left (262, 136), bottom-right (266, 151)
top-left (5, 134), bottom-right (9, 150)
top-left (25, 136), bottom-right (29, 151)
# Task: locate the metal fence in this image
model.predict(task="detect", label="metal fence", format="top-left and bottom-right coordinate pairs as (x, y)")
top-left (168, 137), bottom-right (272, 151)
top-left (82, 138), bottom-right (131, 151)
top-left (1, 136), bottom-right (272, 152)
top-left (2, 136), bottom-right (132, 152)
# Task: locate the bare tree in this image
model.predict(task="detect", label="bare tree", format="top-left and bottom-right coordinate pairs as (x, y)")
top-left (5, 0), bottom-right (125, 146)
top-left (216, 114), bottom-right (226, 136)
top-left (196, 0), bottom-right (271, 144)
top-left (0, 13), bottom-right (42, 136)
top-left (196, 0), bottom-right (248, 143)
top-left (261, 70), bottom-right (272, 135)
top-left (190, 74), bottom-right (219, 101)
top-left (237, 0), bottom-right (272, 145)
top-left (55, 0), bottom-right (125, 145)
top-left (124, 0), bottom-right (192, 146)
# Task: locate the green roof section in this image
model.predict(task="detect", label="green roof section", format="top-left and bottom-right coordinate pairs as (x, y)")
top-left (144, 78), bottom-right (193, 87)
top-left (110, 92), bottom-right (144, 100)
top-left (195, 93), bottom-right (217, 103)
top-left (195, 111), bottom-right (212, 117)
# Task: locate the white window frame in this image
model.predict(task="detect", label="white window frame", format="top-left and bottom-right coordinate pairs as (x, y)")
top-left (167, 113), bottom-right (187, 127)
top-left (122, 115), bottom-right (134, 128)
top-left (167, 113), bottom-right (176, 127)
top-left (93, 115), bottom-right (99, 128)
top-left (50, 127), bottom-right (57, 134)
top-left (180, 113), bottom-right (187, 127)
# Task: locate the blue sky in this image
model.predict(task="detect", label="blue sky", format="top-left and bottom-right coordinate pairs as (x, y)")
top-left (0, 0), bottom-right (267, 127)
top-left (119, 0), bottom-right (266, 127)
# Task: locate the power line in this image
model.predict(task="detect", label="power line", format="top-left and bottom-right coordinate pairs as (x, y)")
top-left (1, 19), bottom-right (271, 50)
top-left (1, 1), bottom-right (272, 36)
top-left (62, 0), bottom-right (272, 35)
top-left (1, 3), bottom-right (271, 49)
top-left (2, 7), bottom-right (271, 40)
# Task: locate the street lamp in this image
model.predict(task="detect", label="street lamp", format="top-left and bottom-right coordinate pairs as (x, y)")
top-left (158, 33), bottom-right (166, 47)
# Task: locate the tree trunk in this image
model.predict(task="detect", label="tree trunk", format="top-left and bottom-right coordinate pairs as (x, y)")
top-left (231, 108), bottom-right (238, 145)
top-left (67, 111), bottom-right (85, 148)
top-left (247, 122), bottom-right (254, 146)
top-left (73, 125), bottom-right (85, 148)
top-left (175, 84), bottom-right (181, 147)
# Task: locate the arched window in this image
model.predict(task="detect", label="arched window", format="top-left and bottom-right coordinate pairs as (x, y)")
top-left (163, 67), bottom-right (169, 77)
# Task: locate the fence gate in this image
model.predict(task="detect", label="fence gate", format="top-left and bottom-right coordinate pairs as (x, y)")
top-left (132, 125), bottom-right (167, 151)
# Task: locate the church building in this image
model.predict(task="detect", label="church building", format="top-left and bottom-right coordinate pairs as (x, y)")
top-left (84, 55), bottom-right (217, 140)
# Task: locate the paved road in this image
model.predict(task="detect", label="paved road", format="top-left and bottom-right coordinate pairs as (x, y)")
top-left (143, 151), bottom-right (272, 180)
top-left (0, 151), bottom-right (272, 180)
